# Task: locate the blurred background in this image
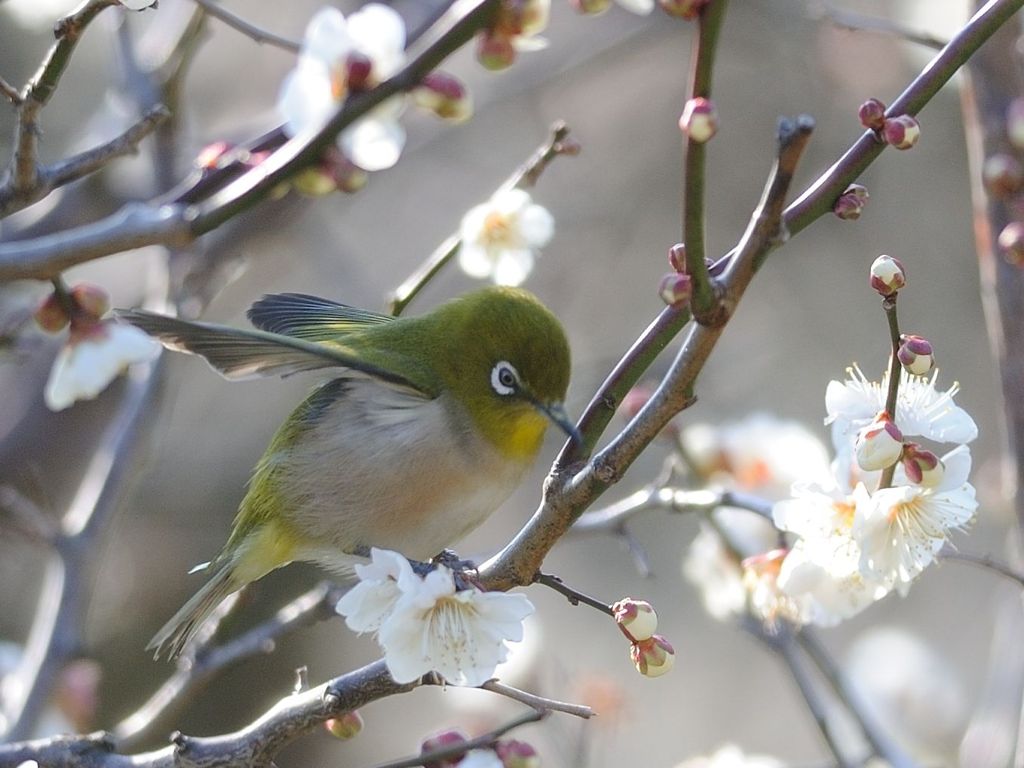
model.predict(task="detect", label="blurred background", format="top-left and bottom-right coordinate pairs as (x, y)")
top-left (0, 1), bottom-right (1016, 766)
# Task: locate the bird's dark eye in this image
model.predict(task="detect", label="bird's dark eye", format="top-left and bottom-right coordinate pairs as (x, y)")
top-left (491, 361), bottom-right (520, 396)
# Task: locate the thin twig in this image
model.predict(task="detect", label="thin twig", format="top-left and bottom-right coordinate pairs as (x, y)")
top-left (798, 629), bottom-right (917, 768)
top-left (939, 546), bottom-right (1024, 586)
top-left (0, 75), bottom-right (21, 105)
top-left (534, 573), bottom-right (613, 616)
top-left (776, 635), bottom-right (855, 768)
top-left (387, 121), bottom-right (576, 316)
top-left (114, 582), bottom-right (345, 748)
top-left (367, 708), bottom-right (546, 768)
top-left (877, 297), bottom-right (902, 489)
top-left (681, 0), bottom-right (729, 323)
top-left (0, 486), bottom-right (57, 545)
top-left (190, 0), bottom-right (301, 52)
top-left (480, 680), bottom-right (594, 719)
top-left (813, 1), bottom-right (948, 50)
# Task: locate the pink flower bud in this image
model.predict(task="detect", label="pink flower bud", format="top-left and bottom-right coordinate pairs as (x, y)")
top-left (659, 0), bottom-right (710, 19)
top-left (833, 183), bottom-right (869, 220)
top-left (679, 97), bottom-right (718, 143)
top-left (421, 730), bottom-right (469, 768)
top-left (477, 30), bottom-right (517, 71)
top-left (901, 443), bottom-right (944, 487)
top-left (881, 114), bottom-right (920, 150)
top-left (869, 254), bottom-right (907, 297)
top-left (325, 711), bottom-right (364, 740)
top-left (495, 740), bottom-right (541, 768)
top-left (997, 222), bottom-right (1024, 266)
top-left (570, 0), bottom-right (612, 13)
top-left (858, 98), bottom-right (887, 131)
top-left (669, 242), bottom-right (687, 272)
top-left (70, 284), bottom-right (110, 320)
top-left (982, 154), bottom-right (1024, 199)
top-left (1008, 97), bottom-right (1024, 150)
top-left (630, 634), bottom-right (675, 678)
top-left (613, 598), bottom-right (659, 642)
top-left (854, 412), bottom-right (904, 472)
top-left (897, 334), bottom-right (934, 375)
top-left (55, 659), bottom-right (101, 732)
top-left (620, 385), bottom-right (653, 420)
top-left (659, 272), bottom-right (693, 308)
top-left (414, 72), bottom-right (473, 123)
top-left (34, 292), bottom-right (71, 333)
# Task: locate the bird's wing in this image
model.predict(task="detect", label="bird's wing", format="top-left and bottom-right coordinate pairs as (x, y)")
top-left (246, 293), bottom-right (394, 341)
top-left (116, 310), bottom-right (432, 394)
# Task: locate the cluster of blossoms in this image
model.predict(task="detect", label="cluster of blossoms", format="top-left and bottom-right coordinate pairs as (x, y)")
top-left (612, 598), bottom-right (675, 677)
top-left (335, 549), bottom-right (534, 687)
top-left (686, 256), bottom-right (978, 629)
top-left (33, 283), bottom-right (160, 411)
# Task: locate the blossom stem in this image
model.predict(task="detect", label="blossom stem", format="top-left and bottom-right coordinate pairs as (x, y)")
top-left (534, 572), bottom-right (613, 616)
top-left (387, 122), bottom-right (574, 316)
top-left (878, 296), bottom-right (903, 489)
top-left (682, 0), bottom-right (729, 324)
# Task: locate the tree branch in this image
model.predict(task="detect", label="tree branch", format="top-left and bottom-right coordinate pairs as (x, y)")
top-left (189, 0), bottom-right (301, 52)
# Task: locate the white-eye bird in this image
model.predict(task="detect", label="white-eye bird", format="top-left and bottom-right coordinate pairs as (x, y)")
top-left (120, 286), bottom-right (575, 659)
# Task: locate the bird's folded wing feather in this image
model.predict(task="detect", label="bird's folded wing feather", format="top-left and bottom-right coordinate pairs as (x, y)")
top-left (116, 310), bottom-right (429, 394)
top-left (246, 293), bottom-right (394, 341)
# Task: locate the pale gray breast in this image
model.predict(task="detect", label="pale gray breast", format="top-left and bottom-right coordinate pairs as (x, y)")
top-left (271, 377), bottom-right (529, 564)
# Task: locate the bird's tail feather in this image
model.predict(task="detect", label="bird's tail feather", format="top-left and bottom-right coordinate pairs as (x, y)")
top-left (147, 563), bottom-right (238, 660)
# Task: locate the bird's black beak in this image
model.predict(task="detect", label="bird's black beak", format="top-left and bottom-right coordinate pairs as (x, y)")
top-left (538, 401), bottom-right (583, 445)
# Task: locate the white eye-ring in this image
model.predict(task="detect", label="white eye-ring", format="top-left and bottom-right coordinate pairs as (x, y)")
top-left (491, 361), bottom-right (520, 396)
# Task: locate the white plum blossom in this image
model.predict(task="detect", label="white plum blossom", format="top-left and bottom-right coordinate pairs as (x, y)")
top-left (854, 445), bottom-right (977, 593)
top-left (44, 322), bottom-right (160, 411)
top-left (616, 0), bottom-right (656, 13)
top-left (119, 0), bottom-right (156, 9)
top-left (335, 548), bottom-right (416, 633)
top-left (337, 551), bottom-right (534, 687)
top-left (278, 5), bottom-right (407, 172)
top-left (459, 750), bottom-right (505, 768)
top-left (458, 188), bottom-right (554, 286)
top-left (773, 482), bottom-right (891, 626)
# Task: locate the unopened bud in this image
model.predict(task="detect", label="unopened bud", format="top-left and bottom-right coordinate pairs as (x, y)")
top-left (414, 72), bottom-right (473, 123)
top-left (998, 222), bottom-right (1024, 266)
top-left (854, 412), bottom-right (904, 472)
top-left (34, 292), bottom-right (70, 333)
top-left (659, 272), bottom-right (692, 308)
top-left (833, 184), bottom-right (870, 220)
top-left (495, 740), bottom-right (541, 768)
top-left (70, 284), bottom-right (110, 320)
top-left (325, 711), bottom-right (364, 740)
top-left (477, 30), bottom-right (516, 71)
top-left (421, 730), bottom-right (469, 768)
top-left (679, 97), bottom-right (718, 143)
top-left (881, 114), bottom-right (920, 150)
top-left (292, 167), bottom-right (338, 197)
top-left (982, 154), bottom-right (1024, 199)
top-left (630, 634), bottom-right (675, 678)
top-left (669, 242), bottom-right (687, 272)
top-left (346, 52), bottom-right (374, 91)
top-left (1008, 97), bottom-right (1024, 150)
top-left (901, 443), bottom-right (944, 487)
top-left (869, 254), bottom-right (907, 297)
top-left (658, 0), bottom-right (710, 18)
top-left (858, 98), bottom-right (887, 131)
top-left (613, 598), bottom-right (658, 642)
top-left (897, 334), bottom-right (934, 375)
top-left (570, 0), bottom-right (612, 13)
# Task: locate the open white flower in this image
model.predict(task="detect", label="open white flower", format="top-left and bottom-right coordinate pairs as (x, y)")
top-left (119, 0), bottom-right (156, 9)
top-left (278, 5), bottom-right (407, 172)
top-left (459, 750), bottom-right (505, 768)
top-left (335, 547), bottom-right (416, 633)
top-left (774, 482), bottom-right (891, 625)
top-left (616, 0), bottom-right (656, 13)
top-left (674, 744), bottom-right (784, 768)
top-left (44, 322), bottom-right (160, 411)
top-left (854, 445), bottom-right (977, 592)
top-left (458, 188), bottom-right (554, 286)
top-left (371, 562), bottom-right (534, 687)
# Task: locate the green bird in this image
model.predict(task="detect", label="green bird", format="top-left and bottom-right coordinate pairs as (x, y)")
top-left (121, 286), bottom-right (575, 659)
